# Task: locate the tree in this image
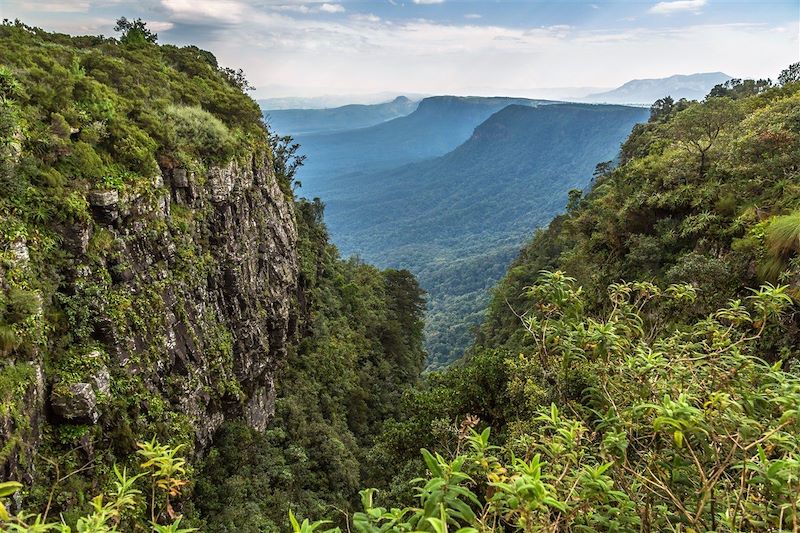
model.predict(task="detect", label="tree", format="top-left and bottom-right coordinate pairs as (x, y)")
top-left (221, 67), bottom-right (254, 92)
top-left (707, 78), bottom-right (772, 99)
top-left (268, 132), bottom-right (306, 188)
top-left (114, 17), bottom-right (158, 46)
top-left (778, 62), bottom-right (800, 86)
top-left (670, 97), bottom-right (741, 178)
top-left (649, 96), bottom-right (674, 122)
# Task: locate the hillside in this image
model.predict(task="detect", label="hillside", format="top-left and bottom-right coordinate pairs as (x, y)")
top-left (320, 103), bottom-right (649, 367)
top-left (356, 71), bottom-right (800, 532)
top-left (584, 72), bottom-right (732, 104)
top-left (263, 96), bottom-right (418, 135)
top-left (0, 20), bottom-right (425, 532)
top-left (295, 95), bottom-right (554, 186)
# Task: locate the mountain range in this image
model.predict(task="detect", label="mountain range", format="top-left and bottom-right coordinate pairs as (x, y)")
top-left (264, 96), bottom-right (419, 135)
top-left (287, 98), bottom-right (648, 367)
top-left (582, 72), bottom-right (732, 104)
top-left (293, 96), bottom-right (555, 188)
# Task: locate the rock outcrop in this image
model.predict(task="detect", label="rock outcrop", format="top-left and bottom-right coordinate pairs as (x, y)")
top-left (0, 152), bottom-right (298, 480)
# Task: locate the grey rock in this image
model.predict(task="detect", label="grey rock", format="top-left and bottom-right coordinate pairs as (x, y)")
top-left (88, 190), bottom-right (120, 225)
top-left (62, 221), bottom-right (91, 255)
top-left (51, 383), bottom-right (99, 423)
top-left (3, 151), bottom-right (299, 481)
top-left (173, 168), bottom-right (189, 188)
top-left (92, 368), bottom-right (111, 396)
top-left (88, 190), bottom-right (119, 207)
top-left (9, 239), bottom-right (29, 264)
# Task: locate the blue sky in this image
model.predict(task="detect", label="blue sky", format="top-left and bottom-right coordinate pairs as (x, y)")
top-left (4, 0), bottom-right (799, 98)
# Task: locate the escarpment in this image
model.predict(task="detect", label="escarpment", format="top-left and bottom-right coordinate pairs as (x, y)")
top-left (0, 154), bottom-right (298, 482)
top-left (0, 22), bottom-right (306, 493)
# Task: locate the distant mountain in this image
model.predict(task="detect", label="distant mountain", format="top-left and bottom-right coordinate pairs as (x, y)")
top-left (583, 72), bottom-right (732, 105)
top-left (256, 92), bottom-right (428, 110)
top-left (263, 96), bottom-right (419, 135)
top-left (303, 103), bottom-right (649, 368)
top-left (296, 95), bottom-right (555, 189)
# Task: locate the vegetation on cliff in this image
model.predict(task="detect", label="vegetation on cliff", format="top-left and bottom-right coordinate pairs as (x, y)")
top-left (194, 198), bottom-right (426, 532)
top-left (0, 17), bottom-right (282, 531)
top-left (0, 19), bottom-right (424, 532)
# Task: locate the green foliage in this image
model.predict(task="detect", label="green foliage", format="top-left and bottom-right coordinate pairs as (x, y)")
top-left (320, 273), bottom-right (800, 531)
top-left (114, 17), bottom-right (158, 46)
top-left (762, 211), bottom-right (800, 280)
top-left (478, 75), bottom-right (800, 359)
top-left (0, 441), bottom-right (193, 532)
top-left (778, 62), bottom-right (800, 86)
top-left (164, 105), bottom-right (236, 164)
top-left (194, 199), bottom-right (427, 531)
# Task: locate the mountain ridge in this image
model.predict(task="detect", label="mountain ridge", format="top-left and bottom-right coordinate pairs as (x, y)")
top-left (583, 71), bottom-right (733, 104)
top-left (313, 102), bottom-right (649, 367)
top-left (296, 95), bottom-right (557, 193)
top-left (263, 96), bottom-right (419, 135)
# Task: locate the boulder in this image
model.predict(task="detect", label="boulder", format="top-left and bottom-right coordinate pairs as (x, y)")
top-left (172, 168), bottom-right (189, 188)
top-left (88, 190), bottom-right (119, 225)
top-left (88, 190), bottom-right (119, 207)
top-left (50, 383), bottom-right (99, 423)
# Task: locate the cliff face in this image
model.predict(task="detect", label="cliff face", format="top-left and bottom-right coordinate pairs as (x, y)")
top-left (0, 154), bottom-right (297, 481)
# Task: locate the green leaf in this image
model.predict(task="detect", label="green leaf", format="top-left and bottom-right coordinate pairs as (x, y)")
top-left (673, 430), bottom-right (684, 448)
top-left (0, 482), bottom-right (23, 498)
top-left (420, 449), bottom-right (443, 478)
top-left (289, 510), bottom-right (301, 532)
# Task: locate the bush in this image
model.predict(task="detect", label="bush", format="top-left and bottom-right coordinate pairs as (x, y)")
top-left (164, 104), bottom-right (236, 164)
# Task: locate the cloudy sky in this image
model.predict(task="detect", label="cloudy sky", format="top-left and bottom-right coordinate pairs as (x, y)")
top-left (3, 0), bottom-right (799, 98)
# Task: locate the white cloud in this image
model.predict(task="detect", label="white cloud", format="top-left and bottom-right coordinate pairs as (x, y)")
top-left (412, 0), bottom-right (445, 4)
top-left (3, 0), bottom-right (797, 100)
top-left (225, 16), bottom-right (797, 97)
top-left (20, 1), bottom-right (91, 12)
top-left (161, 0), bottom-right (247, 24)
top-left (272, 4), bottom-right (312, 13)
top-left (649, 0), bottom-right (706, 15)
top-left (351, 13), bottom-right (381, 23)
top-left (148, 20), bottom-right (176, 32)
top-left (271, 2), bottom-right (344, 14)
top-left (319, 3), bottom-right (345, 13)
top-left (464, 13), bottom-right (481, 19)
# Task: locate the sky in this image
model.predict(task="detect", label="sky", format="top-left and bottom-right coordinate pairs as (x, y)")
top-left (3, 0), bottom-right (799, 99)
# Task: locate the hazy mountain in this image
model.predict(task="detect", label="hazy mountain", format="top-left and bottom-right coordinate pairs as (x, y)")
top-left (256, 92), bottom-right (428, 110)
top-left (263, 96), bottom-right (419, 135)
top-left (304, 103), bottom-right (649, 367)
top-left (296, 95), bottom-right (555, 189)
top-left (583, 72), bottom-right (732, 104)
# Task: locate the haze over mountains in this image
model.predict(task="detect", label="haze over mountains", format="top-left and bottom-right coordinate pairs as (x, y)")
top-left (269, 92), bottom-right (653, 366)
top-left (263, 72), bottom-right (735, 366)
top-left (582, 72), bottom-right (732, 104)
top-left (264, 96), bottom-right (419, 135)
top-left (293, 96), bottom-right (555, 183)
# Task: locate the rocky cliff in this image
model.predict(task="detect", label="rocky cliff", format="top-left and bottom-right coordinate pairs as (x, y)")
top-left (0, 22), bottom-right (305, 493)
top-left (0, 154), bottom-right (297, 483)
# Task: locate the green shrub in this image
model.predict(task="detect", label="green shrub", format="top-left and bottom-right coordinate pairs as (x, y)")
top-left (761, 211), bottom-right (800, 281)
top-left (308, 273), bottom-right (800, 532)
top-left (164, 104), bottom-right (236, 164)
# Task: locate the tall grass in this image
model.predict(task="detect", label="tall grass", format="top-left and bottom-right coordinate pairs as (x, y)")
top-left (761, 211), bottom-right (800, 280)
